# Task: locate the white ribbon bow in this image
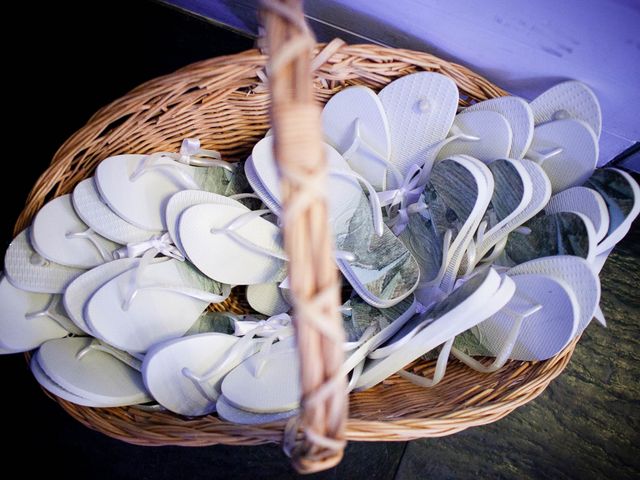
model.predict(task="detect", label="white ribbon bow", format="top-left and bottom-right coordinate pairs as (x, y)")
top-left (177, 138), bottom-right (228, 168)
top-left (231, 313), bottom-right (292, 338)
top-left (377, 164), bottom-right (426, 235)
top-left (113, 232), bottom-right (185, 261)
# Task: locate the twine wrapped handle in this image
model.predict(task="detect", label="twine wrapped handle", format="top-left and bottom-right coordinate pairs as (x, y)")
top-left (260, 0), bottom-right (347, 474)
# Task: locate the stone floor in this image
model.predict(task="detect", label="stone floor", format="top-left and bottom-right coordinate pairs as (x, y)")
top-left (396, 227), bottom-right (639, 479)
top-left (0, 1), bottom-right (637, 478)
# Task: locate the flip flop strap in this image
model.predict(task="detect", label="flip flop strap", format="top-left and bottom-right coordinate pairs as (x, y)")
top-left (346, 358), bottom-right (365, 392)
top-left (211, 207), bottom-right (359, 266)
top-left (342, 117), bottom-right (403, 189)
top-left (65, 227), bottom-right (113, 262)
top-left (418, 229), bottom-right (454, 292)
top-left (526, 146), bottom-right (563, 164)
top-left (75, 339), bottom-right (142, 371)
top-left (398, 338), bottom-right (454, 387)
top-left (122, 249), bottom-right (231, 311)
top-left (25, 295), bottom-right (80, 334)
top-left (130, 152), bottom-right (200, 189)
top-left (211, 208), bottom-right (289, 261)
top-left (414, 131), bottom-right (481, 187)
top-left (451, 291), bottom-right (542, 373)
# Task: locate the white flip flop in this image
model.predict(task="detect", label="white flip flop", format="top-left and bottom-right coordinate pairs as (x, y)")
top-left (72, 178), bottom-right (160, 244)
top-left (436, 110), bottom-right (513, 163)
top-left (95, 139), bottom-right (234, 231)
top-left (31, 195), bottom-right (120, 268)
top-left (4, 229), bottom-right (85, 294)
top-left (63, 257), bottom-right (138, 334)
top-left (508, 256), bottom-right (600, 332)
top-left (322, 85), bottom-right (392, 189)
top-left (464, 96), bottom-right (534, 159)
top-left (179, 203), bottom-right (286, 285)
top-left (143, 318), bottom-right (292, 416)
top-left (355, 267), bottom-right (514, 390)
top-left (438, 155), bottom-right (494, 293)
top-left (378, 72), bottom-right (459, 177)
top-left (246, 283), bottom-right (291, 316)
top-left (244, 156), bottom-right (282, 216)
top-left (398, 270), bottom-right (518, 387)
top-left (545, 186), bottom-right (610, 243)
top-left (216, 395), bottom-right (298, 425)
top-left (453, 273), bottom-right (579, 370)
top-left (0, 343), bottom-right (22, 355)
top-left (221, 338), bottom-right (299, 413)
top-left (402, 156), bottom-right (492, 301)
top-left (484, 159), bottom-right (533, 237)
top-left (165, 190), bottom-right (247, 256)
top-left (529, 80), bottom-right (602, 139)
top-left (86, 253), bottom-right (230, 352)
top-left (478, 159), bottom-right (552, 264)
top-left (37, 337), bottom-right (151, 407)
top-left (30, 353), bottom-right (115, 407)
top-left (0, 276), bottom-right (72, 352)
top-left (410, 154), bottom-right (494, 300)
top-left (143, 333), bottom-right (250, 416)
top-left (526, 118), bottom-right (598, 193)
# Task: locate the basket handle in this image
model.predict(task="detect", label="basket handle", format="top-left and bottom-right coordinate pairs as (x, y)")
top-left (260, 0), bottom-right (347, 474)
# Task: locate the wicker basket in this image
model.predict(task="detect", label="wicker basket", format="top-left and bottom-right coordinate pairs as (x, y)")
top-left (16, 1), bottom-right (578, 473)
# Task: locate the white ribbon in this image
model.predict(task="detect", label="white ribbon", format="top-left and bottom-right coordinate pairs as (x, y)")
top-left (231, 313), bottom-right (292, 338)
top-left (377, 165), bottom-right (424, 210)
top-left (177, 138), bottom-right (230, 169)
top-left (377, 164), bottom-right (427, 235)
top-left (113, 232), bottom-right (185, 261)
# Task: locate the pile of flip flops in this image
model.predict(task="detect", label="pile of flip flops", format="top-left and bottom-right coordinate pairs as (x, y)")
top-left (1, 74), bottom-right (638, 425)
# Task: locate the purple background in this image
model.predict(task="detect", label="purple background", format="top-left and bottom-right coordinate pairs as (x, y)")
top-left (165, 0), bottom-right (640, 167)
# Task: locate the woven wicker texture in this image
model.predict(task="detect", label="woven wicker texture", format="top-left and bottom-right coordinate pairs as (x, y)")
top-left (15, 42), bottom-right (576, 447)
top-left (263, 1), bottom-right (346, 472)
